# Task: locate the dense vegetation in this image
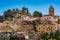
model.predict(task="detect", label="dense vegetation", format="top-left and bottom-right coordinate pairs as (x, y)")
top-left (37, 30), bottom-right (60, 40)
top-left (33, 11), bottom-right (42, 17)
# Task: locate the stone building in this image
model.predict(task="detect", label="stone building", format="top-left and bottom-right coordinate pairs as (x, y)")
top-left (36, 16), bottom-right (58, 34)
top-left (44, 5), bottom-right (56, 17)
top-left (49, 5), bottom-right (54, 16)
top-left (36, 22), bottom-right (57, 34)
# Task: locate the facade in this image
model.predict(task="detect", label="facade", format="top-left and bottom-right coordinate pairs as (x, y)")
top-left (36, 23), bottom-right (57, 34)
top-left (36, 16), bottom-right (58, 34)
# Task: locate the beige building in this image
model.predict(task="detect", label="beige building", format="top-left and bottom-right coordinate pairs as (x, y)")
top-left (36, 19), bottom-right (57, 34)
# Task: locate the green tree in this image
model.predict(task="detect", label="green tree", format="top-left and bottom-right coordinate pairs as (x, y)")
top-left (22, 7), bottom-right (29, 14)
top-left (0, 16), bottom-right (4, 22)
top-left (12, 9), bottom-right (15, 11)
top-left (41, 33), bottom-right (49, 40)
top-left (4, 9), bottom-right (15, 20)
top-left (26, 8), bottom-right (29, 14)
top-left (16, 8), bottom-right (19, 11)
top-left (32, 21), bottom-right (37, 32)
top-left (4, 9), bottom-right (12, 18)
top-left (54, 30), bottom-right (60, 40)
top-left (22, 7), bottom-right (26, 10)
top-left (33, 11), bottom-right (42, 17)
top-left (37, 35), bottom-right (41, 40)
top-left (49, 32), bottom-right (55, 39)
top-left (7, 9), bottom-right (11, 12)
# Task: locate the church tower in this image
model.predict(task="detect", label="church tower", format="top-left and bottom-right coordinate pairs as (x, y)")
top-left (49, 5), bottom-right (54, 16)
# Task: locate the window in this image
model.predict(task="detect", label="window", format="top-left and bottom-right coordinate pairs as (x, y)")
top-left (54, 27), bottom-right (56, 28)
top-left (39, 22), bottom-right (42, 24)
top-left (23, 21), bottom-right (27, 25)
top-left (41, 31), bottom-right (44, 33)
top-left (39, 28), bottom-right (40, 29)
top-left (15, 22), bottom-right (18, 25)
top-left (47, 30), bottom-right (48, 31)
top-left (53, 29), bottom-right (55, 30)
top-left (9, 23), bottom-right (14, 27)
top-left (38, 31), bottom-right (40, 32)
top-left (51, 27), bottom-right (52, 29)
top-left (43, 28), bottom-right (45, 29)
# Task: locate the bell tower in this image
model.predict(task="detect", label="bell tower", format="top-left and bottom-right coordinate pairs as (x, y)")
top-left (49, 5), bottom-right (54, 16)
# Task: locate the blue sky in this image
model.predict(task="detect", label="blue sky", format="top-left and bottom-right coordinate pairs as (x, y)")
top-left (0, 0), bottom-right (60, 16)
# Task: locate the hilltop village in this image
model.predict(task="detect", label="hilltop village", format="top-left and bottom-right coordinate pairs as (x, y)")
top-left (0, 6), bottom-right (60, 40)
